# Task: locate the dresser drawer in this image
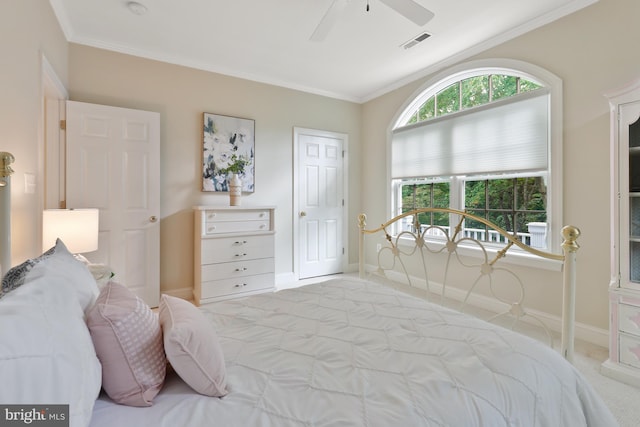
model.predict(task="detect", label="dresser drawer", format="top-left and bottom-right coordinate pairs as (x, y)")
top-left (619, 303), bottom-right (640, 337)
top-left (201, 234), bottom-right (274, 264)
top-left (204, 220), bottom-right (270, 235)
top-left (201, 258), bottom-right (274, 281)
top-left (620, 332), bottom-right (640, 369)
top-left (203, 208), bottom-right (272, 235)
top-left (205, 208), bottom-right (270, 221)
top-left (201, 273), bottom-right (274, 299)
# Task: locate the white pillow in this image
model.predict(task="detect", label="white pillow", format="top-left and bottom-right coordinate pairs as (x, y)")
top-left (159, 295), bottom-right (227, 397)
top-left (1, 239), bottom-right (99, 311)
top-left (0, 241), bottom-right (102, 427)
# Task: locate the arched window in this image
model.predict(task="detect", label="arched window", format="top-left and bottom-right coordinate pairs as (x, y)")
top-left (390, 59), bottom-right (563, 253)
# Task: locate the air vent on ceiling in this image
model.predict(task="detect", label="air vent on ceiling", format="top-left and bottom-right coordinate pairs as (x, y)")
top-left (401, 32), bottom-right (431, 50)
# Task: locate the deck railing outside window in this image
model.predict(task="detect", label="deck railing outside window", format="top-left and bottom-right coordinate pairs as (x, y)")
top-left (400, 217), bottom-right (548, 249)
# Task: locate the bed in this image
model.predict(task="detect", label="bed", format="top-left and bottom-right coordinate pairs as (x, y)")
top-left (0, 197), bottom-right (619, 426)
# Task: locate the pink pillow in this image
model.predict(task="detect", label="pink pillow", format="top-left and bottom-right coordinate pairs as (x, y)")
top-left (159, 295), bottom-right (227, 397)
top-left (86, 282), bottom-right (166, 406)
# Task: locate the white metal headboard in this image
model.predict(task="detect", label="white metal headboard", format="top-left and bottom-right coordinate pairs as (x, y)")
top-left (358, 208), bottom-right (580, 363)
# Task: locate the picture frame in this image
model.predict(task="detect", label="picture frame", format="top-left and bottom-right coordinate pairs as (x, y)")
top-left (202, 112), bottom-right (255, 192)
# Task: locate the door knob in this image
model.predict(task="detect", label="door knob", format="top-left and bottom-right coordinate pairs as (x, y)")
top-left (300, 211), bottom-right (307, 217)
top-left (150, 216), bottom-right (158, 223)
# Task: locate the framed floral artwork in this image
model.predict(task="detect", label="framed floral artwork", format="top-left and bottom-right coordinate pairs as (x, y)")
top-left (202, 112), bottom-right (255, 192)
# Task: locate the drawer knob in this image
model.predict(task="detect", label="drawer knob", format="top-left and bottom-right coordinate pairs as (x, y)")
top-left (235, 253), bottom-right (247, 257)
top-left (234, 283), bottom-right (247, 288)
top-left (234, 240), bottom-right (248, 245)
top-left (235, 267), bottom-right (248, 272)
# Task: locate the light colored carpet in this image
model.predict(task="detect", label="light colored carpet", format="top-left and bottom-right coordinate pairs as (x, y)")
top-left (572, 342), bottom-right (640, 427)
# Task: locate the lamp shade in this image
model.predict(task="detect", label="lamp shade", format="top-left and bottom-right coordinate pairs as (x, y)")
top-left (42, 209), bottom-right (99, 253)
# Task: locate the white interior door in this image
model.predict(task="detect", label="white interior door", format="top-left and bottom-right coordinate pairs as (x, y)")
top-left (295, 128), bottom-right (347, 279)
top-left (66, 101), bottom-right (161, 307)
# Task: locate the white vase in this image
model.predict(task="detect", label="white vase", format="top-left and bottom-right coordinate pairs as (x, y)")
top-left (228, 173), bottom-right (242, 206)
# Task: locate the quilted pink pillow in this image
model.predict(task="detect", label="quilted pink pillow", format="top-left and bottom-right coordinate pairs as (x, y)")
top-left (86, 282), bottom-right (166, 406)
top-left (159, 295), bottom-right (227, 397)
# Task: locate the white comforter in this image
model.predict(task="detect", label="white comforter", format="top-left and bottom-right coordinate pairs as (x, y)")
top-left (90, 278), bottom-right (617, 426)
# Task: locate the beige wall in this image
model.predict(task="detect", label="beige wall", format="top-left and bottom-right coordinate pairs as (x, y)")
top-left (5, 0), bottom-right (637, 333)
top-left (0, 1), bottom-right (68, 265)
top-left (362, 0), bottom-right (640, 331)
top-left (67, 46), bottom-right (362, 295)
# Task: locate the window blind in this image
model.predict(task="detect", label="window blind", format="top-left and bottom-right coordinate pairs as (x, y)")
top-left (391, 90), bottom-right (549, 179)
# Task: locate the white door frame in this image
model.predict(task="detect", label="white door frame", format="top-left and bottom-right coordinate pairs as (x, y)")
top-left (293, 127), bottom-right (349, 281)
top-left (41, 55), bottom-right (68, 209)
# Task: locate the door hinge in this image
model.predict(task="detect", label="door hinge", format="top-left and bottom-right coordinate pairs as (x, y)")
top-left (342, 150), bottom-right (345, 158)
top-left (342, 247), bottom-right (345, 255)
top-left (60, 119), bottom-right (66, 130)
top-left (342, 199), bottom-right (344, 206)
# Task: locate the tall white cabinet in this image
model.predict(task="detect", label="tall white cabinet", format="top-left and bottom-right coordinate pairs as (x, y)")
top-left (603, 79), bottom-right (640, 386)
top-left (193, 206), bottom-right (275, 305)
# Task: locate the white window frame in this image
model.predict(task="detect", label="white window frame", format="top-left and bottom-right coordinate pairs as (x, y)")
top-left (387, 59), bottom-right (563, 267)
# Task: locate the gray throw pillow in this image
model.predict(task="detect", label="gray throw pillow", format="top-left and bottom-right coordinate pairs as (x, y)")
top-left (0, 240), bottom-right (60, 298)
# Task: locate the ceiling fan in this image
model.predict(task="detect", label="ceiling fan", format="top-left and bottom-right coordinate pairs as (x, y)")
top-left (310, 0), bottom-right (434, 42)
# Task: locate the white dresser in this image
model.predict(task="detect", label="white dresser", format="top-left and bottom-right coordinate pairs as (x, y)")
top-left (193, 206), bottom-right (275, 305)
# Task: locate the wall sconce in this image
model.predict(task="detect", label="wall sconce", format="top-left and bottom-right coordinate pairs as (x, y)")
top-left (42, 208), bottom-right (99, 253)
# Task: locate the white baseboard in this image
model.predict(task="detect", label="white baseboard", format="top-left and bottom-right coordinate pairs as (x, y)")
top-left (276, 272), bottom-right (297, 290)
top-left (162, 287), bottom-right (194, 301)
top-left (601, 359), bottom-right (640, 388)
top-left (276, 266), bottom-right (360, 291)
top-left (366, 265), bottom-right (609, 348)
top-left (346, 262), bottom-right (359, 274)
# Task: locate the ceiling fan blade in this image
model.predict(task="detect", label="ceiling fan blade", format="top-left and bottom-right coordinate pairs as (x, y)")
top-left (379, 0), bottom-right (434, 26)
top-left (310, 0), bottom-right (348, 42)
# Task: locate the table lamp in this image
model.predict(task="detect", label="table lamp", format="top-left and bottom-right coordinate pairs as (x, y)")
top-left (42, 208), bottom-right (99, 253)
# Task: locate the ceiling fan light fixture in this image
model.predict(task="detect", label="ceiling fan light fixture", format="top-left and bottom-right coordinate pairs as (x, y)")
top-left (310, 0), bottom-right (434, 42)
